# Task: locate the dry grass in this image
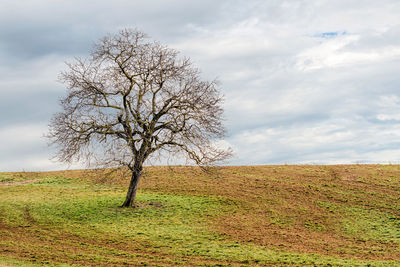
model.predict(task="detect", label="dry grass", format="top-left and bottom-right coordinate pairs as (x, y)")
top-left (138, 165), bottom-right (400, 260)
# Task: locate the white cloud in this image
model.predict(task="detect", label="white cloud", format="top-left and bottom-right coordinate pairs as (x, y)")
top-left (0, 124), bottom-right (45, 146)
top-left (296, 34), bottom-right (400, 71)
top-left (376, 114), bottom-right (400, 121)
top-left (2, 0), bottom-right (400, 170)
top-left (0, 123), bottom-right (80, 171)
top-left (227, 121), bottom-right (400, 165)
top-left (377, 95), bottom-right (400, 108)
top-left (0, 123), bottom-right (48, 171)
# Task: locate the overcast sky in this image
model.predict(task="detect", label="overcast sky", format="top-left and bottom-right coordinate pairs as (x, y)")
top-left (1, 0), bottom-right (400, 171)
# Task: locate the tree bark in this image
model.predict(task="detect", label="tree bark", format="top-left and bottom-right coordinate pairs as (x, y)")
top-left (121, 167), bottom-right (142, 208)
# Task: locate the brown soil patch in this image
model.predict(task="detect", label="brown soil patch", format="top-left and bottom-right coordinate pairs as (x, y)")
top-left (0, 180), bottom-right (37, 186)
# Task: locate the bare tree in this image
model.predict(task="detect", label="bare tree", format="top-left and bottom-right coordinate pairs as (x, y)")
top-left (48, 29), bottom-right (231, 208)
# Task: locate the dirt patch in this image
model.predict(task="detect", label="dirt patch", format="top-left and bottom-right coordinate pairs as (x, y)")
top-left (136, 201), bottom-right (166, 209)
top-left (0, 180), bottom-right (37, 186)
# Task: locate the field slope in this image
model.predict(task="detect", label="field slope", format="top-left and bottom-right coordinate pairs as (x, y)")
top-left (1, 165), bottom-right (400, 266)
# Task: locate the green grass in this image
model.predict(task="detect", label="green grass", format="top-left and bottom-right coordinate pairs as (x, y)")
top-left (1, 168), bottom-right (400, 266)
top-left (341, 206), bottom-right (400, 243)
top-left (0, 177), bottom-right (14, 183)
top-left (317, 200), bottom-right (400, 243)
top-left (0, 256), bottom-right (44, 267)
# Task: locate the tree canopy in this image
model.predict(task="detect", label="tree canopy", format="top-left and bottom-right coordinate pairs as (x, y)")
top-left (48, 29), bottom-right (231, 207)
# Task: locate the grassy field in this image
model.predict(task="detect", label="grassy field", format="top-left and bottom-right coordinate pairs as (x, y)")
top-left (1, 165), bottom-right (400, 266)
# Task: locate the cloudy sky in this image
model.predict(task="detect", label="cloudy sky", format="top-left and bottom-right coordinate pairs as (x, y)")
top-left (1, 0), bottom-right (400, 171)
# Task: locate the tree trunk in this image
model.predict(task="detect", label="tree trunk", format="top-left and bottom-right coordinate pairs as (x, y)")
top-left (121, 167), bottom-right (142, 208)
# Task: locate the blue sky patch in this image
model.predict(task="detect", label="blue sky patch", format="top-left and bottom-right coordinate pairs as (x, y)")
top-left (315, 31), bottom-right (347, 38)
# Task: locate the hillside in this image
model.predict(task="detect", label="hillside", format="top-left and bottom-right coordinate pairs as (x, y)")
top-left (1, 165), bottom-right (400, 266)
